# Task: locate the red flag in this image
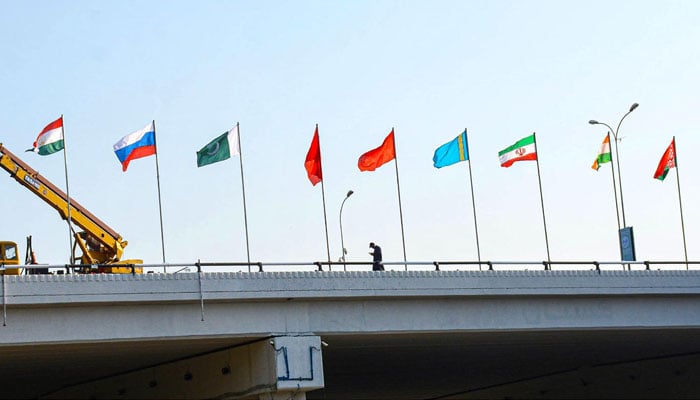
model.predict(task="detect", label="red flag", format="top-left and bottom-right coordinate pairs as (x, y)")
top-left (358, 129), bottom-right (396, 171)
top-left (653, 138), bottom-right (676, 181)
top-left (305, 126), bottom-right (322, 185)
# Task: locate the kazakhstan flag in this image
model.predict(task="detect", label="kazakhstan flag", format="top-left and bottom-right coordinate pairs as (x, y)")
top-left (432, 131), bottom-right (469, 168)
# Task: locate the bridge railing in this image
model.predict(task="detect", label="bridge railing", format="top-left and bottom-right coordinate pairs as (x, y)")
top-left (2, 260), bottom-right (699, 275)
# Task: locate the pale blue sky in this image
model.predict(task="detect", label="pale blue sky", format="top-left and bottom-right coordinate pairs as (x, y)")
top-left (1, 1), bottom-right (699, 269)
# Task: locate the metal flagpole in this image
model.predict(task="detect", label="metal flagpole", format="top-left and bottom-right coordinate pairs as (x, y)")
top-left (317, 124), bottom-right (331, 268)
top-left (236, 123), bottom-right (252, 271)
top-left (464, 129), bottom-right (481, 267)
top-left (391, 128), bottom-right (408, 269)
top-left (60, 115), bottom-right (75, 264)
top-left (604, 131), bottom-right (625, 264)
top-left (612, 130), bottom-right (628, 229)
top-left (320, 182), bottom-right (331, 268)
top-left (672, 137), bottom-right (688, 269)
top-left (606, 132), bottom-right (622, 235)
top-left (152, 120), bottom-right (167, 271)
top-left (533, 132), bottom-right (551, 267)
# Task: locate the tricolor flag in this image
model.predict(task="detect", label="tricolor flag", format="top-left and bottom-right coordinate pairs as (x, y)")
top-left (499, 134), bottom-right (536, 167)
top-left (592, 133), bottom-right (612, 171)
top-left (304, 126), bottom-right (323, 185)
top-left (433, 130), bottom-right (469, 168)
top-left (653, 138), bottom-right (676, 181)
top-left (196, 125), bottom-right (240, 168)
top-left (358, 129), bottom-right (396, 172)
top-left (29, 116), bottom-right (64, 156)
top-left (113, 121), bottom-right (156, 172)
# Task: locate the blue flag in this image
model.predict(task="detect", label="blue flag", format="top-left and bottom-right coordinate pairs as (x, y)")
top-left (433, 131), bottom-right (469, 168)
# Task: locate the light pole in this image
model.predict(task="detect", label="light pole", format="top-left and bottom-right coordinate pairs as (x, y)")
top-left (589, 102), bottom-right (639, 262)
top-left (339, 190), bottom-right (354, 270)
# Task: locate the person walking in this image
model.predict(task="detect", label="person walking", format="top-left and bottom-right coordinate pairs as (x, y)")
top-left (369, 242), bottom-right (384, 271)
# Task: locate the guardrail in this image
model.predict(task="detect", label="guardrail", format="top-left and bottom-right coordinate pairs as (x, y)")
top-left (2, 260), bottom-right (699, 275)
top-left (1, 260), bottom-right (698, 326)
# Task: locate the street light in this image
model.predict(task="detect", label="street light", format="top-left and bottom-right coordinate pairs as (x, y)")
top-left (339, 190), bottom-right (354, 270)
top-left (589, 102), bottom-right (639, 263)
top-left (589, 102), bottom-right (638, 228)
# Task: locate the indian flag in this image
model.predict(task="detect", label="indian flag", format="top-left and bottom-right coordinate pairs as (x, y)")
top-left (499, 134), bottom-right (537, 167)
top-left (31, 116), bottom-right (64, 156)
top-left (591, 133), bottom-right (612, 171)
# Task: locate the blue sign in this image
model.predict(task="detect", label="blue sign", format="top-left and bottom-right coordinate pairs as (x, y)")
top-left (619, 227), bottom-right (636, 261)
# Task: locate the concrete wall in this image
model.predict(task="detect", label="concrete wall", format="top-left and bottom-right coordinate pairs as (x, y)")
top-left (2, 270), bottom-right (700, 345)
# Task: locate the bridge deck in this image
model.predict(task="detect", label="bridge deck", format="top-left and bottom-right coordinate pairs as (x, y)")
top-left (1, 270), bottom-right (699, 399)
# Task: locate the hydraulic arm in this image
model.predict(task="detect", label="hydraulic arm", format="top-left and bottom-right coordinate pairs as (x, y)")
top-left (0, 144), bottom-right (141, 272)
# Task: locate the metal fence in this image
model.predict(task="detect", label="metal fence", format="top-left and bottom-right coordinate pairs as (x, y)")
top-left (2, 259), bottom-right (699, 275)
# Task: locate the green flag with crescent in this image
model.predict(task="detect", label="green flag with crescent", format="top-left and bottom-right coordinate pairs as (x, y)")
top-left (196, 127), bottom-right (240, 167)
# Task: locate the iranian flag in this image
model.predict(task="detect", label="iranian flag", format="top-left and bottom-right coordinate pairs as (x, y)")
top-left (499, 134), bottom-right (536, 167)
top-left (653, 138), bottom-right (676, 181)
top-left (591, 133), bottom-right (612, 171)
top-left (30, 116), bottom-right (64, 156)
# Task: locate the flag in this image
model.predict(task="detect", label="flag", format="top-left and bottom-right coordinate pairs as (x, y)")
top-left (304, 126), bottom-right (322, 185)
top-left (29, 116), bottom-right (64, 155)
top-left (113, 121), bottom-right (156, 172)
top-left (196, 125), bottom-right (240, 168)
top-left (653, 138), bottom-right (676, 181)
top-left (499, 134), bottom-right (536, 167)
top-left (358, 129), bottom-right (396, 171)
top-left (591, 133), bottom-right (612, 171)
top-left (433, 131), bottom-right (468, 168)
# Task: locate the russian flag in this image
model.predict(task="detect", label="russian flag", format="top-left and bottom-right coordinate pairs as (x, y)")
top-left (113, 121), bottom-right (156, 171)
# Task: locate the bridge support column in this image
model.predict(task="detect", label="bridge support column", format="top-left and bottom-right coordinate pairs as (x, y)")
top-left (45, 335), bottom-right (324, 400)
top-left (259, 392), bottom-right (306, 400)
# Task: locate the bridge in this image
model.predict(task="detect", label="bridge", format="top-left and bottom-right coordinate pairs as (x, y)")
top-left (1, 265), bottom-right (700, 399)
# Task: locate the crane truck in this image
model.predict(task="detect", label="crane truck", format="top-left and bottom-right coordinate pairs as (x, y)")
top-left (0, 144), bottom-right (142, 274)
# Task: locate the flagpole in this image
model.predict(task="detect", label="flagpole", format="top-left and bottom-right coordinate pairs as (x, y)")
top-left (464, 128), bottom-right (481, 267)
top-left (606, 132), bottom-right (622, 240)
top-left (236, 123), bottom-right (251, 271)
top-left (317, 124), bottom-right (331, 268)
top-left (672, 137), bottom-right (688, 269)
top-left (391, 128), bottom-right (408, 269)
top-left (60, 115), bottom-right (75, 264)
top-left (533, 132), bottom-right (551, 267)
top-left (152, 120), bottom-right (167, 271)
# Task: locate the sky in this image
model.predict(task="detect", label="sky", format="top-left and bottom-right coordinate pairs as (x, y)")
top-left (1, 0), bottom-right (699, 271)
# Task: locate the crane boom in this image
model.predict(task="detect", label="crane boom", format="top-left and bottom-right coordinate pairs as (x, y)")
top-left (0, 143), bottom-right (141, 271)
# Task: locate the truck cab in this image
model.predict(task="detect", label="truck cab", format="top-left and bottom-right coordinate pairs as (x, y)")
top-left (0, 241), bottom-right (21, 275)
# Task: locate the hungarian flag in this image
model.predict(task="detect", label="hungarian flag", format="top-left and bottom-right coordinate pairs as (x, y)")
top-left (592, 133), bottom-right (612, 171)
top-left (358, 129), bottom-right (396, 171)
top-left (499, 134), bottom-right (536, 167)
top-left (304, 126), bottom-right (323, 185)
top-left (29, 116), bottom-right (64, 156)
top-left (196, 125), bottom-right (240, 168)
top-left (653, 138), bottom-right (676, 181)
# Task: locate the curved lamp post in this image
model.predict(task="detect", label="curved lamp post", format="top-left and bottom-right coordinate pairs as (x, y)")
top-left (589, 102), bottom-right (638, 229)
top-left (339, 190), bottom-right (354, 270)
top-left (589, 103), bottom-right (639, 265)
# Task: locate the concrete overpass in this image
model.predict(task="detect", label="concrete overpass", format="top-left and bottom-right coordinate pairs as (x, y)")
top-left (1, 269), bottom-right (700, 399)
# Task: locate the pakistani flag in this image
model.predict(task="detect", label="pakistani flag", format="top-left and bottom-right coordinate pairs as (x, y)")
top-left (196, 126), bottom-right (240, 167)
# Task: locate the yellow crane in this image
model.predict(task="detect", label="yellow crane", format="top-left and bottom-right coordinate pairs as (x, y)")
top-left (0, 144), bottom-right (142, 274)
top-left (0, 240), bottom-right (21, 275)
